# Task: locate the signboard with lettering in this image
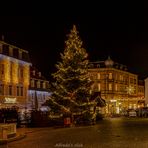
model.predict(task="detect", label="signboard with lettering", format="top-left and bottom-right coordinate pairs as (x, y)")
top-left (4, 98), bottom-right (17, 104)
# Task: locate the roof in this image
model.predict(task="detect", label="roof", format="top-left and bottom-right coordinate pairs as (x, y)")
top-left (30, 66), bottom-right (47, 81)
top-left (0, 40), bottom-right (31, 63)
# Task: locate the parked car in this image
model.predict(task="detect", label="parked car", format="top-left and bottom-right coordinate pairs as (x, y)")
top-left (128, 110), bottom-right (137, 117)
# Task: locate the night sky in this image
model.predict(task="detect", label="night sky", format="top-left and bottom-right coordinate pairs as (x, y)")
top-left (0, 2), bottom-right (148, 80)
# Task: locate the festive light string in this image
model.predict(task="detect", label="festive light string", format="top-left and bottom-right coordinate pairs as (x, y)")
top-left (49, 25), bottom-right (99, 117)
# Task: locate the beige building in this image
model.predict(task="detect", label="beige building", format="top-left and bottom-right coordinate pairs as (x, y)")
top-left (145, 78), bottom-right (148, 105)
top-left (0, 40), bottom-right (31, 109)
top-left (88, 57), bottom-right (144, 114)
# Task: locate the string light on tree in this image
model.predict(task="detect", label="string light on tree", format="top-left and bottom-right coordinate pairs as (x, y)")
top-left (46, 25), bottom-right (94, 119)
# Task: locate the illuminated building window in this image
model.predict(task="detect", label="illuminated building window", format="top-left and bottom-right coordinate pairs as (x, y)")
top-left (98, 83), bottom-right (101, 91)
top-left (109, 83), bottom-right (112, 91)
top-left (42, 82), bottom-right (46, 89)
top-left (109, 73), bottom-right (112, 79)
top-left (120, 75), bottom-right (123, 81)
top-left (32, 70), bottom-right (35, 76)
top-left (17, 86), bottom-right (23, 96)
top-left (115, 84), bottom-right (118, 91)
top-left (0, 84), bottom-right (4, 95)
top-left (130, 78), bottom-right (133, 83)
top-left (37, 81), bottom-right (40, 88)
top-left (38, 72), bottom-right (41, 77)
top-left (8, 85), bottom-right (12, 95)
top-left (31, 80), bottom-right (35, 87)
top-left (97, 73), bottom-right (100, 79)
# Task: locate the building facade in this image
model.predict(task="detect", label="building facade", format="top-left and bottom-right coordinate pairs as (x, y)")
top-left (145, 78), bottom-right (148, 106)
top-left (27, 66), bottom-right (51, 111)
top-left (88, 57), bottom-right (144, 114)
top-left (0, 40), bottom-right (31, 109)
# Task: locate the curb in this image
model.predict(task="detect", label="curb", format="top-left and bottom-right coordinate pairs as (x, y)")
top-left (0, 134), bottom-right (26, 145)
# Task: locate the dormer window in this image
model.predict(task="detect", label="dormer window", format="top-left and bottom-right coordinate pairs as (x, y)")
top-left (38, 72), bottom-right (41, 77)
top-left (9, 47), bottom-right (13, 56)
top-left (19, 50), bottom-right (22, 59)
top-left (32, 70), bottom-right (35, 76)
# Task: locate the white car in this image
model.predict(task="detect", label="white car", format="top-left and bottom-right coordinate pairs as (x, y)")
top-left (129, 110), bottom-right (137, 117)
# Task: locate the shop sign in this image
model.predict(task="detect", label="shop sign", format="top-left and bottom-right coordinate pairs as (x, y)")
top-left (4, 98), bottom-right (17, 104)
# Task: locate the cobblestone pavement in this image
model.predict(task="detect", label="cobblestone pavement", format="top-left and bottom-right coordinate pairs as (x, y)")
top-left (2, 118), bottom-right (148, 148)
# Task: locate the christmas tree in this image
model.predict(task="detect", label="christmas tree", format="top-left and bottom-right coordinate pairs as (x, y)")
top-left (48, 25), bottom-right (96, 120)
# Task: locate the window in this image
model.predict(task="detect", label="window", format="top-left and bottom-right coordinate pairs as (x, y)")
top-left (38, 72), bottom-right (41, 77)
top-left (0, 43), bottom-right (2, 53)
top-left (42, 82), bottom-right (46, 89)
top-left (32, 70), bottom-right (35, 76)
top-left (17, 86), bottom-right (19, 96)
top-left (93, 83), bottom-right (98, 91)
top-left (130, 78), bottom-right (133, 83)
top-left (31, 80), bottom-right (35, 87)
top-left (18, 67), bottom-right (23, 78)
top-left (109, 83), bottom-right (112, 91)
top-left (0, 84), bottom-right (4, 95)
top-left (17, 86), bottom-right (23, 96)
top-left (0, 64), bottom-right (4, 75)
top-left (97, 73), bottom-right (100, 79)
top-left (10, 62), bottom-right (13, 77)
top-left (98, 83), bottom-right (101, 91)
top-left (134, 79), bottom-right (136, 84)
top-left (20, 87), bottom-right (23, 96)
top-left (115, 84), bottom-right (118, 91)
top-left (19, 50), bottom-right (22, 59)
top-left (13, 48), bottom-right (18, 58)
top-left (9, 47), bottom-right (13, 56)
top-left (120, 75), bottom-right (123, 81)
top-left (37, 81), bottom-right (40, 88)
top-left (9, 85), bottom-right (12, 95)
top-left (109, 73), bottom-right (112, 79)
top-left (2, 44), bottom-right (9, 55)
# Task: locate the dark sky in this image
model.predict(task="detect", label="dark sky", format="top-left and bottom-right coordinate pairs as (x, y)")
top-left (0, 1), bottom-right (148, 80)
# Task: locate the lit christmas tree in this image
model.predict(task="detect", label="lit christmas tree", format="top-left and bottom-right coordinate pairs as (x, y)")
top-left (48, 25), bottom-right (94, 117)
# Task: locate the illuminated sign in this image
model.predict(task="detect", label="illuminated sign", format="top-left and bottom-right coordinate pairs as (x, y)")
top-left (4, 98), bottom-right (17, 104)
